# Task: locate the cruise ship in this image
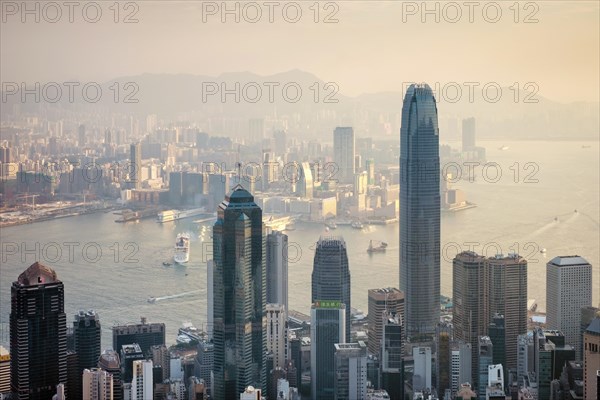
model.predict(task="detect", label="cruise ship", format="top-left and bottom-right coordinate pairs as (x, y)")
top-left (174, 234), bottom-right (190, 264)
top-left (157, 208), bottom-right (207, 223)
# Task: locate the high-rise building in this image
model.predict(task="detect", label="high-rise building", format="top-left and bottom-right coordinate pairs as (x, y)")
top-left (333, 127), bottom-right (355, 184)
top-left (98, 350), bottom-right (122, 400)
top-left (311, 301), bottom-right (346, 400)
top-left (312, 236), bottom-right (351, 342)
top-left (485, 364), bottom-right (505, 399)
top-left (10, 262), bottom-right (67, 400)
top-left (266, 303), bottom-right (288, 370)
top-left (367, 288), bottom-right (404, 356)
top-left (120, 344), bottom-right (144, 383)
top-left (399, 84), bottom-right (440, 340)
top-left (546, 255), bottom-right (592, 360)
top-left (381, 313), bottom-right (403, 400)
top-left (584, 317), bottom-right (600, 400)
top-left (581, 306), bottom-right (600, 360)
top-left (453, 251), bottom-right (487, 388)
top-left (296, 162), bottom-right (314, 199)
top-left (334, 342), bottom-right (368, 400)
top-left (412, 347), bottom-right (432, 392)
top-left (266, 231), bottom-right (289, 312)
top-left (0, 346), bottom-right (9, 394)
top-left (207, 259), bottom-right (214, 340)
top-left (273, 130), bottom-right (287, 157)
top-left (112, 318), bottom-right (165, 356)
top-left (486, 254), bottom-right (527, 371)
top-left (536, 330), bottom-right (576, 399)
top-left (488, 314), bottom-right (506, 382)
top-left (212, 185), bottom-right (266, 399)
top-left (451, 342), bottom-right (472, 397)
top-left (478, 337), bottom-right (493, 400)
top-left (462, 118), bottom-right (476, 152)
top-left (79, 124), bottom-right (86, 146)
top-left (436, 323), bottom-right (453, 398)
top-left (194, 341), bottom-right (214, 398)
top-left (74, 310), bottom-right (102, 375)
top-left (131, 360), bottom-right (153, 400)
top-left (129, 142), bottom-right (142, 190)
top-left (83, 368), bottom-right (113, 400)
top-left (150, 345), bottom-right (170, 384)
top-left (249, 119), bottom-right (265, 143)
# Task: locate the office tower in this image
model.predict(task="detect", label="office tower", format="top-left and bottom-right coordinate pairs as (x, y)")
top-left (584, 317), bottom-right (600, 400)
top-left (478, 337), bottom-right (494, 400)
top-left (546, 255), bottom-right (592, 360)
top-left (312, 237), bottom-right (351, 342)
top-left (367, 288), bottom-right (404, 356)
top-left (399, 84), bottom-right (440, 340)
top-left (207, 260), bottom-right (214, 340)
top-left (66, 351), bottom-right (80, 400)
top-left (381, 313), bottom-right (403, 400)
top-left (112, 318), bottom-right (165, 356)
top-left (451, 342), bottom-right (472, 397)
top-left (83, 368), bottom-right (113, 400)
top-left (536, 330), bottom-right (576, 399)
top-left (79, 124), bottom-right (86, 146)
top-left (262, 150), bottom-right (277, 191)
top-left (10, 262), bottom-right (67, 400)
top-left (98, 350), bottom-right (122, 400)
top-left (365, 159), bottom-right (375, 185)
top-left (333, 127), bottom-right (355, 184)
top-left (486, 254), bottom-right (527, 370)
top-left (311, 301), bottom-right (346, 399)
top-left (266, 304), bottom-right (288, 370)
top-left (296, 162), bottom-right (314, 199)
top-left (150, 345), bottom-right (170, 383)
top-left (129, 142), bottom-right (142, 190)
top-left (273, 130), bottom-right (287, 157)
top-left (289, 338), bottom-right (302, 390)
top-left (436, 323), bottom-right (453, 398)
top-left (121, 344), bottom-right (144, 383)
top-left (453, 251), bottom-right (487, 389)
top-left (169, 171), bottom-right (184, 206)
top-left (0, 346), bottom-right (9, 394)
top-left (462, 118), bottom-right (476, 151)
top-left (208, 174), bottom-right (231, 211)
top-left (74, 310), bottom-right (102, 374)
top-left (334, 342), bottom-right (367, 400)
top-left (212, 185), bottom-right (266, 399)
top-left (488, 314), bottom-right (506, 381)
top-left (412, 347), bottom-right (432, 392)
top-left (131, 360), bottom-right (153, 400)
top-left (581, 306), bottom-right (600, 360)
top-left (266, 231), bottom-right (289, 312)
top-left (249, 119), bottom-right (265, 143)
top-left (194, 341), bottom-right (214, 398)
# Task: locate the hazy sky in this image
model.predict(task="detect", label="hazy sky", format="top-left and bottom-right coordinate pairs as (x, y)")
top-left (1, 1), bottom-right (599, 102)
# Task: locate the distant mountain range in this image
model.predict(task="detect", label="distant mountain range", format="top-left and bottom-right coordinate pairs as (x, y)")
top-left (3, 70), bottom-right (598, 140)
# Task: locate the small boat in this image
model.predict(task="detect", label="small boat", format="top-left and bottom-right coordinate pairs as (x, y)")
top-left (498, 145), bottom-right (509, 151)
top-left (540, 248), bottom-right (547, 254)
top-left (325, 227), bottom-right (330, 232)
top-left (351, 221), bottom-right (364, 229)
top-left (367, 240), bottom-right (386, 253)
top-left (162, 261), bottom-right (172, 266)
top-left (148, 297), bottom-right (156, 303)
top-left (325, 221), bottom-right (337, 230)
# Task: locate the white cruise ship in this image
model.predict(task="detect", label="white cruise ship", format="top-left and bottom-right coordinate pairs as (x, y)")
top-left (174, 234), bottom-right (190, 264)
top-left (158, 208), bottom-right (207, 223)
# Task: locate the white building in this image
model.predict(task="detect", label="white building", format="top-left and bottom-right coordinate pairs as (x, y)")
top-left (546, 255), bottom-right (592, 359)
top-left (240, 386), bottom-right (262, 400)
top-left (266, 303), bottom-right (288, 370)
top-left (334, 342), bottom-right (368, 400)
top-left (450, 342), bottom-right (472, 397)
top-left (131, 360), bottom-right (153, 400)
top-left (83, 368), bottom-right (114, 400)
top-left (266, 231), bottom-right (289, 311)
top-left (412, 347), bottom-right (432, 392)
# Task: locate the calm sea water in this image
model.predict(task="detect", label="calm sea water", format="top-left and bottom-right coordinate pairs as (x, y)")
top-left (1, 140), bottom-right (598, 348)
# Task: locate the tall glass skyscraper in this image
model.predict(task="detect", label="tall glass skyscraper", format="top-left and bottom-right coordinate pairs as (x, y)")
top-left (312, 236), bottom-right (351, 342)
top-left (212, 185), bottom-right (266, 398)
top-left (399, 83), bottom-right (441, 340)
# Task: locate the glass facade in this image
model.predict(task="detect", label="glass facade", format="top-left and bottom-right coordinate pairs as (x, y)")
top-left (399, 83), bottom-right (441, 340)
top-left (212, 185), bottom-right (266, 398)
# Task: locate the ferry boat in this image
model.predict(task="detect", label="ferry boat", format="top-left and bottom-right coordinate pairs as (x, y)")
top-left (178, 321), bottom-right (202, 342)
top-left (147, 297), bottom-right (156, 303)
top-left (174, 234), bottom-right (190, 264)
top-left (158, 208), bottom-right (207, 223)
top-left (351, 221), bottom-right (364, 229)
top-left (367, 240), bottom-right (387, 253)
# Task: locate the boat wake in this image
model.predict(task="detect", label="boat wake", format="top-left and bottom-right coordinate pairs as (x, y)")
top-left (149, 290), bottom-right (201, 303)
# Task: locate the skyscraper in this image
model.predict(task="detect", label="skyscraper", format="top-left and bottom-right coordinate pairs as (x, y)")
top-left (546, 255), bottom-right (592, 360)
top-left (399, 83), bottom-right (440, 340)
top-left (584, 317), bottom-right (600, 400)
top-left (312, 236), bottom-right (351, 342)
top-left (450, 342), bottom-right (472, 397)
top-left (207, 259), bottom-right (214, 341)
top-left (453, 251), bottom-right (487, 387)
top-left (131, 360), bottom-right (153, 400)
top-left (486, 254), bottom-right (527, 371)
top-left (10, 262), bottom-right (67, 400)
top-left (266, 303), bottom-right (288, 370)
top-left (74, 310), bottom-right (102, 375)
top-left (266, 231), bottom-right (289, 312)
top-left (333, 342), bottom-right (368, 400)
top-left (98, 350), bottom-right (122, 400)
top-left (311, 301), bottom-right (346, 400)
top-left (462, 118), bottom-right (476, 152)
top-left (333, 127), bottom-right (355, 184)
top-left (129, 142), bottom-right (142, 190)
top-left (381, 313), bottom-right (404, 400)
top-left (296, 162), bottom-right (314, 199)
top-left (478, 337), bottom-right (494, 400)
top-left (82, 368), bottom-right (113, 400)
top-left (367, 288), bottom-right (404, 356)
top-left (0, 346), bottom-right (10, 394)
top-left (112, 318), bottom-right (165, 356)
top-left (212, 185), bottom-right (266, 398)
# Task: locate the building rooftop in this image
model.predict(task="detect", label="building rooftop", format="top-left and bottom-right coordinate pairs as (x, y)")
top-left (16, 261), bottom-right (58, 286)
top-left (121, 343), bottom-right (143, 354)
top-left (586, 317), bottom-right (600, 335)
top-left (548, 255), bottom-right (590, 267)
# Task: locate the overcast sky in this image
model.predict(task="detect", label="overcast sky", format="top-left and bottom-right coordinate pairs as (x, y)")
top-left (1, 1), bottom-right (598, 102)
